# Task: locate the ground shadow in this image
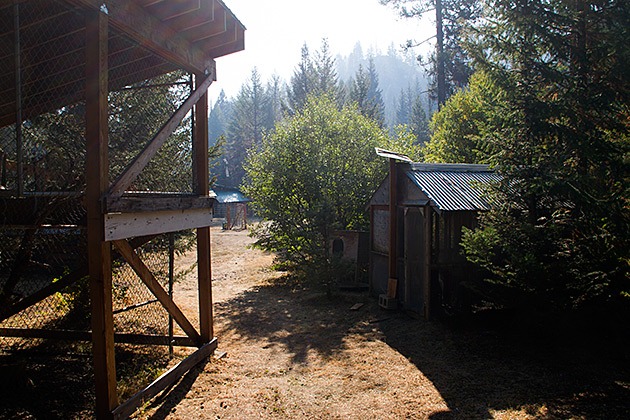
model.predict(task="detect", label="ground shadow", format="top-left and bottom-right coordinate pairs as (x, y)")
top-left (378, 312), bottom-right (630, 419)
top-left (214, 276), bottom-right (373, 365)
top-left (0, 341), bottom-right (174, 419)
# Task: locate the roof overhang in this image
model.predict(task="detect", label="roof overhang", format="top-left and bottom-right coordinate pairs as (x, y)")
top-left (0, 0), bottom-right (245, 128)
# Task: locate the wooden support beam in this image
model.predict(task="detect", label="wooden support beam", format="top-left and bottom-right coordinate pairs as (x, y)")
top-left (111, 338), bottom-right (217, 420)
top-left (106, 70), bottom-right (215, 198)
top-left (194, 73), bottom-right (213, 343)
top-left (65, 0), bottom-right (215, 74)
top-left (388, 158), bottom-right (398, 296)
top-left (85, 8), bottom-right (118, 418)
top-left (104, 194), bottom-right (215, 213)
top-left (112, 239), bottom-right (201, 344)
top-left (104, 208), bottom-right (213, 241)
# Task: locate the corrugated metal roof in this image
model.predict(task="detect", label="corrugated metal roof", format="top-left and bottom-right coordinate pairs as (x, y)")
top-left (406, 164), bottom-right (501, 211)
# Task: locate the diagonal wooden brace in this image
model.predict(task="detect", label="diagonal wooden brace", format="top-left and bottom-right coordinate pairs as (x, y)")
top-left (112, 239), bottom-right (201, 344)
top-left (106, 70), bottom-right (215, 198)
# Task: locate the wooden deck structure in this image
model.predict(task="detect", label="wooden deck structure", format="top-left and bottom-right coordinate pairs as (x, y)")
top-left (0, 1), bottom-right (245, 418)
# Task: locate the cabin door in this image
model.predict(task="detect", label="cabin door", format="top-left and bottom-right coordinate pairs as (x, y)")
top-left (404, 206), bottom-right (426, 314)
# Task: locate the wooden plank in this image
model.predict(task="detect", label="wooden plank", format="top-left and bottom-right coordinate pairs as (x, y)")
top-left (194, 73), bottom-right (213, 343)
top-left (104, 194), bottom-right (215, 213)
top-left (0, 328), bottom-right (196, 347)
top-left (106, 70), bottom-right (215, 198)
top-left (112, 239), bottom-right (201, 343)
top-left (105, 208), bottom-right (213, 241)
top-left (387, 278), bottom-right (398, 299)
top-left (112, 338), bottom-right (217, 420)
top-left (65, 0), bottom-right (215, 74)
top-left (85, 8), bottom-right (118, 418)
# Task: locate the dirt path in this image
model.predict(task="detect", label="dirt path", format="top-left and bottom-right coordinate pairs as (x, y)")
top-left (135, 226), bottom-right (630, 420)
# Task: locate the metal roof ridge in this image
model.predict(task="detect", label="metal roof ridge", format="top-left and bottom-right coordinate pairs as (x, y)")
top-left (409, 162), bottom-right (491, 172)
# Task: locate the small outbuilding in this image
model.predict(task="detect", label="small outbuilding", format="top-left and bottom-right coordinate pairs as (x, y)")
top-left (369, 149), bottom-right (500, 318)
top-left (212, 186), bottom-right (250, 229)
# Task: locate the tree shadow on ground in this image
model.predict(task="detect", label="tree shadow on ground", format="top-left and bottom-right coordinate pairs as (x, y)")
top-left (378, 312), bottom-right (630, 419)
top-left (213, 276), bottom-right (373, 365)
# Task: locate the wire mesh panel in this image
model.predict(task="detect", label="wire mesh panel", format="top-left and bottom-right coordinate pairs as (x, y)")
top-left (113, 237), bottom-right (171, 336)
top-left (108, 58), bottom-right (194, 195)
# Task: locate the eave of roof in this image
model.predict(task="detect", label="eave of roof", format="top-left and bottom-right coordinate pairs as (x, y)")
top-left (0, 0), bottom-right (245, 128)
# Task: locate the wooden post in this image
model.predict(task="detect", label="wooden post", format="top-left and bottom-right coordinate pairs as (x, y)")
top-left (194, 72), bottom-right (213, 343)
top-left (387, 158), bottom-right (398, 297)
top-left (86, 8), bottom-right (117, 418)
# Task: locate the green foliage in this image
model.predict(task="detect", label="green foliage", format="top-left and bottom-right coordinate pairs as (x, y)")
top-left (457, 0), bottom-right (630, 311)
top-left (108, 71), bottom-right (194, 193)
top-left (424, 71), bottom-right (500, 163)
top-left (244, 95), bottom-right (419, 287)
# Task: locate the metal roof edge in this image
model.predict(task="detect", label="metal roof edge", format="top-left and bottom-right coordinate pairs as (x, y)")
top-left (409, 162), bottom-right (491, 172)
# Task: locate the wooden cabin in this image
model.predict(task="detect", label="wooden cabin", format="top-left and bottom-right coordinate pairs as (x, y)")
top-left (369, 151), bottom-right (499, 319)
top-left (0, 1), bottom-right (245, 418)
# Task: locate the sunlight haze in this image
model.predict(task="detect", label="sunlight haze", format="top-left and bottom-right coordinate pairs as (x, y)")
top-left (209, 0), bottom-right (434, 102)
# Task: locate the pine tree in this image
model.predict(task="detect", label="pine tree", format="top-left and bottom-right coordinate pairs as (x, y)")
top-left (366, 57), bottom-right (386, 125)
top-left (349, 65), bottom-right (385, 126)
top-left (381, 0), bottom-right (481, 107)
top-left (224, 68), bottom-right (267, 187)
top-left (208, 89), bottom-right (232, 146)
top-left (410, 94), bottom-right (430, 145)
top-left (461, 0), bottom-right (630, 311)
top-left (313, 38), bottom-right (344, 103)
top-left (287, 44), bottom-right (315, 114)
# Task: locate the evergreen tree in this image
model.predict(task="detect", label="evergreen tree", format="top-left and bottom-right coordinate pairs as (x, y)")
top-left (349, 65), bottom-right (385, 126)
top-left (208, 89), bottom-right (232, 146)
top-left (287, 43), bottom-right (315, 114)
top-left (410, 94), bottom-right (430, 145)
top-left (460, 0), bottom-right (630, 312)
top-left (366, 57), bottom-right (386, 125)
top-left (223, 68), bottom-right (267, 187)
top-left (381, 0), bottom-right (482, 107)
top-left (313, 38), bottom-right (344, 103)
top-left (264, 74), bottom-right (284, 128)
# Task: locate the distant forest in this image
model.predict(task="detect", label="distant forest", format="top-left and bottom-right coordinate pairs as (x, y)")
top-left (208, 40), bottom-right (431, 188)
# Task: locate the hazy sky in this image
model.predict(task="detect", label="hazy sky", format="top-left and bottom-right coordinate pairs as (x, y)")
top-left (208, 0), bottom-right (434, 103)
